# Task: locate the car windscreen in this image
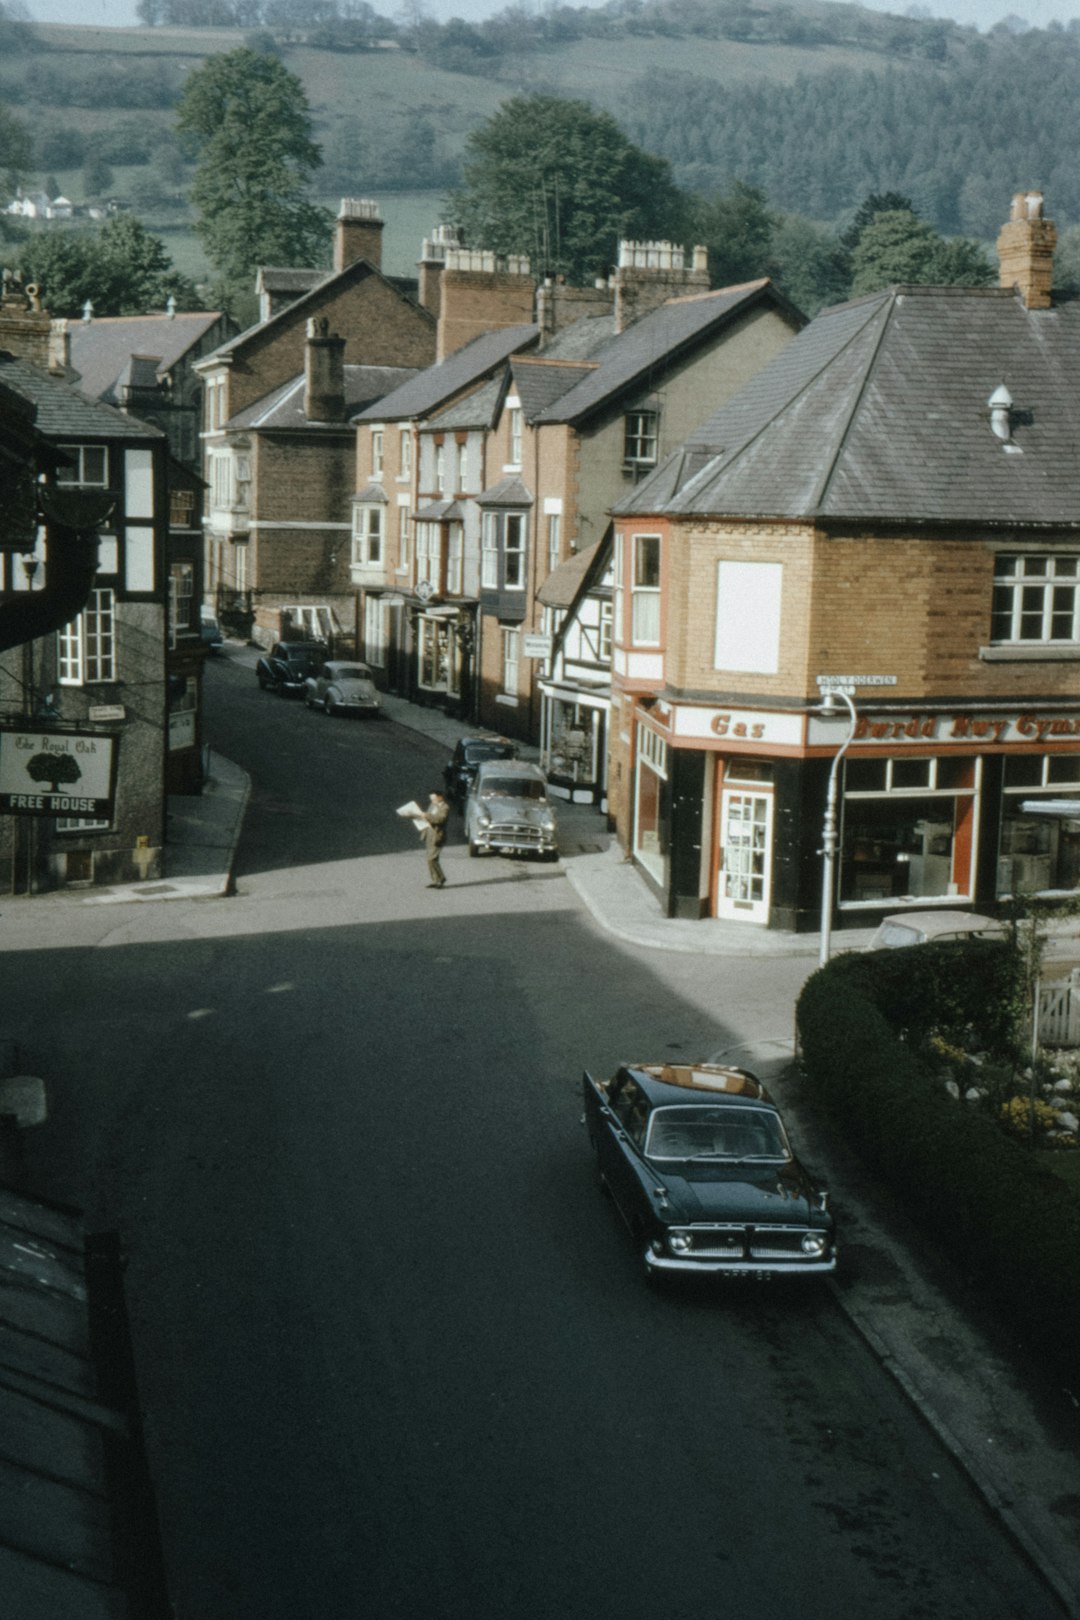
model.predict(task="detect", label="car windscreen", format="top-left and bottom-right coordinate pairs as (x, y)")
top-left (481, 777), bottom-right (545, 799)
top-left (333, 668), bottom-right (370, 681)
top-left (645, 1104), bottom-right (791, 1163)
top-left (465, 742), bottom-right (514, 763)
top-left (871, 922), bottom-right (923, 948)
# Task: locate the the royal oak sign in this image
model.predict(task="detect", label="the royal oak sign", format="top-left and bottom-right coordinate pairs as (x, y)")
top-left (0, 728), bottom-right (119, 818)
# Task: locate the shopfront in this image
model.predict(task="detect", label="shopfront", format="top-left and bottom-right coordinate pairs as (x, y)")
top-left (630, 697), bottom-right (1080, 930)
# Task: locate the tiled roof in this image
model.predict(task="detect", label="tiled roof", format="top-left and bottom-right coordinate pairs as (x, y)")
top-left (68, 312), bottom-right (224, 401)
top-left (618, 285), bottom-right (1080, 528)
top-left (354, 325), bottom-right (540, 423)
top-left (476, 474), bottom-right (532, 507)
top-left (535, 281), bottom-right (786, 426)
top-left (426, 376), bottom-right (501, 431)
top-left (510, 356), bottom-right (597, 421)
top-left (0, 353), bottom-right (161, 440)
top-left (541, 315), bottom-right (616, 359)
top-left (537, 540), bottom-right (602, 608)
top-left (228, 365), bottom-right (420, 430)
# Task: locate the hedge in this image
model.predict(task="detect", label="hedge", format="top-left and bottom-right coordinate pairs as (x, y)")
top-left (797, 942), bottom-right (1080, 1354)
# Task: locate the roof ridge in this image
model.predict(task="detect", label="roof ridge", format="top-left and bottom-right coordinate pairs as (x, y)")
top-left (808, 292), bottom-right (895, 515)
top-left (664, 278), bottom-right (769, 306)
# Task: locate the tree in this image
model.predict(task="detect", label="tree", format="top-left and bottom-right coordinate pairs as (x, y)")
top-left (19, 215), bottom-right (199, 318)
top-left (176, 47), bottom-right (331, 285)
top-left (770, 212), bottom-right (851, 316)
top-left (690, 182), bottom-right (775, 288)
top-left (850, 208), bottom-right (993, 296)
top-left (447, 94), bottom-right (686, 284)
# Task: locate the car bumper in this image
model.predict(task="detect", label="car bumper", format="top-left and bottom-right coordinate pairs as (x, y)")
top-left (472, 830), bottom-right (558, 855)
top-left (644, 1249), bottom-right (837, 1277)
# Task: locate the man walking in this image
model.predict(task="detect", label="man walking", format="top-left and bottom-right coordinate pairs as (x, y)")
top-left (422, 790), bottom-right (449, 888)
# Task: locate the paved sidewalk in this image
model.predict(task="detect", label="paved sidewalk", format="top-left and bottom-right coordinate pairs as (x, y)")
top-left (62, 666), bottom-right (1080, 1612)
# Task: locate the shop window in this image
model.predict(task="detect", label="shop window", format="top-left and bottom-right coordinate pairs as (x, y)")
top-left (635, 726), bottom-right (669, 883)
top-left (839, 755), bottom-right (978, 906)
top-left (419, 617), bottom-right (449, 691)
top-left (999, 752), bottom-right (1080, 896)
top-left (168, 561), bottom-right (195, 647)
top-left (991, 553), bottom-right (1080, 643)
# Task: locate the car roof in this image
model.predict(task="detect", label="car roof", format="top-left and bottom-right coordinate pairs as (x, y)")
top-left (620, 1062), bottom-right (774, 1107)
top-left (325, 661), bottom-right (371, 673)
top-left (279, 640), bottom-right (327, 653)
top-left (871, 910), bottom-right (1002, 941)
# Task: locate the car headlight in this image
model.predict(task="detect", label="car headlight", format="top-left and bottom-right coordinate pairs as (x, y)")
top-left (477, 810), bottom-right (491, 828)
top-left (540, 815), bottom-right (556, 833)
top-left (669, 1230), bottom-right (693, 1255)
top-left (801, 1233), bottom-right (827, 1256)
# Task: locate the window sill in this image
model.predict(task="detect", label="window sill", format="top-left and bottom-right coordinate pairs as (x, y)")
top-left (980, 643), bottom-right (1080, 662)
top-left (495, 693), bottom-right (519, 707)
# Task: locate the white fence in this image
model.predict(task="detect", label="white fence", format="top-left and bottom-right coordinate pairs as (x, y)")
top-left (1037, 970), bottom-right (1080, 1048)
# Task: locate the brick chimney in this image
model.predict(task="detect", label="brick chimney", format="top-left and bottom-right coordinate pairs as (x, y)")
top-left (304, 316), bottom-right (346, 422)
top-left (417, 225), bottom-right (462, 320)
top-left (334, 197), bottom-right (384, 273)
top-left (613, 241), bottom-right (710, 332)
top-left (436, 248), bottom-right (535, 362)
top-left (997, 191), bottom-right (1056, 310)
top-left (0, 270), bottom-right (53, 369)
top-left (536, 274), bottom-right (614, 346)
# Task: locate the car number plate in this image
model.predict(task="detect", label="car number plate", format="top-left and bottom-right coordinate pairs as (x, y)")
top-left (721, 1269), bottom-right (772, 1281)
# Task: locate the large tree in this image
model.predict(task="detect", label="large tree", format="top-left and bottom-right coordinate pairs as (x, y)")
top-left (176, 47), bottom-right (331, 284)
top-left (850, 207), bottom-right (993, 295)
top-left (18, 215), bottom-right (199, 318)
top-left (447, 94), bottom-right (686, 284)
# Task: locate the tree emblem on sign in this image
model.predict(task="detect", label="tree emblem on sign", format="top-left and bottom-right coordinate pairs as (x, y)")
top-left (26, 752), bottom-right (82, 794)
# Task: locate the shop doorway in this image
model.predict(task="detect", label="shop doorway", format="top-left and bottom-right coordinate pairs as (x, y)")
top-left (717, 789), bottom-right (773, 922)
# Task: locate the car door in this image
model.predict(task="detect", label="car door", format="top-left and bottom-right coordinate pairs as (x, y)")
top-left (590, 1072), bottom-right (654, 1231)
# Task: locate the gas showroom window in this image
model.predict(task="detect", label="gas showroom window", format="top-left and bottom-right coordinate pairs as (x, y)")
top-left (839, 755), bottom-right (979, 906)
top-left (353, 504), bottom-right (383, 567)
top-left (992, 554), bottom-right (1080, 643)
top-left (998, 753), bottom-right (1080, 896)
top-left (58, 588), bottom-right (115, 684)
top-left (635, 726), bottom-right (668, 883)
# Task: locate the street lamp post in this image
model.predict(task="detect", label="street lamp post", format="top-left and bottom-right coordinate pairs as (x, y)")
top-left (818, 686), bottom-right (858, 967)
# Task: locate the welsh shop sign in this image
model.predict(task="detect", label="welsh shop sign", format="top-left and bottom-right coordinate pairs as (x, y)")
top-left (0, 729), bottom-right (118, 818)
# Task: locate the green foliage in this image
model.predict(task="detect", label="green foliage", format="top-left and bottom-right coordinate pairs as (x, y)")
top-left (176, 46), bottom-right (331, 283)
top-left (447, 94), bottom-right (686, 283)
top-left (769, 212), bottom-right (850, 315)
top-left (690, 181), bottom-right (774, 289)
top-left (18, 214), bottom-right (199, 317)
top-left (850, 207), bottom-right (993, 295)
top-left (797, 945), bottom-right (1080, 1357)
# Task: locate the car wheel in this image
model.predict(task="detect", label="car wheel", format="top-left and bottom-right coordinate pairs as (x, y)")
top-left (468, 836), bottom-right (481, 857)
top-left (324, 696), bottom-right (338, 716)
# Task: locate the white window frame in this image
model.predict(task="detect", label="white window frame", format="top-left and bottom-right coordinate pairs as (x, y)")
top-left (371, 428), bottom-right (384, 480)
top-left (398, 427), bottom-right (412, 480)
top-left (481, 512), bottom-right (500, 589)
top-left (353, 504), bottom-right (384, 567)
top-left (417, 522), bottom-right (442, 589)
top-left (447, 523), bottom-right (463, 595)
top-left (504, 513), bottom-right (526, 590)
top-left (624, 410), bottom-right (658, 468)
top-left (168, 561), bottom-right (195, 649)
top-left (507, 404), bottom-right (522, 468)
top-left (58, 587), bottom-right (115, 684)
top-left (991, 553), bottom-right (1080, 644)
top-left (396, 499), bottom-right (410, 571)
top-left (502, 626), bottom-right (520, 697)
top-left (57, 444), bottom-right (108, 487)
top-left (631, 533), bottom-right (661, 646)
top-left (613, 530), bottom-right (625, 643)
top-left (547, 510), bottom-right (561, 575)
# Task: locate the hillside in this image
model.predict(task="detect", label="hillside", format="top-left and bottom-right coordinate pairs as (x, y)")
top-left (1, 2), bottom-right (1079, 280)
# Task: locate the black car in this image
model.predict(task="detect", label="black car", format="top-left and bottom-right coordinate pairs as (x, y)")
top-left (443, 735), bottom-right (519, 804)
top-left (255, 640), bottom-right (329, 696)
top-left (582, 1062), bottom-right (836, 1281)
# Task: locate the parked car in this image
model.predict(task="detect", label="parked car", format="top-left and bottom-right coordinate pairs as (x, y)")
top-left (464, 759), bottom-right (558, 860)
top-left (864, 911), bottom-right (1004, 950)
top-left (256, 640), bottom-right (329, 696)
top-left (199, 615), bottom-right (224, 653)
top-left (443, 735), bottom-right (519, 804)
top-left (303, 660), bottom-right (380, 717)
top-left (582, 1061), bottom-right (836, 1282)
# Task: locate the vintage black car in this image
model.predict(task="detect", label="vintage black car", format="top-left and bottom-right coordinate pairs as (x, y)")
top-left (443, 735), bottom-right (519, 804)
top-left (582, 1062), bottom-right (836, 1281)
top-left (255, 640), bottom-right (329, 696)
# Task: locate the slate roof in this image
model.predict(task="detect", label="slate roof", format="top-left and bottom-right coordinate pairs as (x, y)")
top-left (537, 539), bottom-right (603, 608)
top-left (68, 312), bottom-right (224, 402)
top-left (476, 474), bottom-right (532, 507)
top-left (227, 365), bottom-right (420, 430)
top-left (617, 285), bottom-right (1080, 528)
top-left (510, 356), bottom-right (597, 421)
top-left (0, 353), bottom-right (161, 441)
top-left (535, 281), bottom-right (790, 426)
top-left (354, 324), bottom-right (539, 423)
top-left (426, 376), bottom-right (501, 431)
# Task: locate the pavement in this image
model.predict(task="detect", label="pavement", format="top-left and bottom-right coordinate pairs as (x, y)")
top-left (23, 650), bottom-right (1080, 1614)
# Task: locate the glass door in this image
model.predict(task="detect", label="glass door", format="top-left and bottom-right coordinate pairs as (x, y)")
top-left (717, 790), bottom-right (773, 922)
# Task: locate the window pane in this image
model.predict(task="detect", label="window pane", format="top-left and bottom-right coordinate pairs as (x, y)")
top-left (891, 758), bottom-right (932, 789)
top-left (634, 535), bottom-right (660, 588)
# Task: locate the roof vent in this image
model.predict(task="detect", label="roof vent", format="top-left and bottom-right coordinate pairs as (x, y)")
top-left (988, 383), bottom-right (1022, 452)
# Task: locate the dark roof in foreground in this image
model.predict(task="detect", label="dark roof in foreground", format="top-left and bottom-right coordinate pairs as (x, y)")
top-left (0, 353), bottom-right (162, 440)
top-left (616, 285), bottom-right (1080, 528)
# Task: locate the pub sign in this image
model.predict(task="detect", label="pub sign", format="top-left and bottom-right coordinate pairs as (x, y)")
top-left (0, 728), bottom-right (118, 817)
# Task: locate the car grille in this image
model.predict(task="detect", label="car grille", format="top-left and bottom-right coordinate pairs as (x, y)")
top-left (489, 822), bottom-right (544, 847)
top-left (676, 1225), bottom-right (828, 1261)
